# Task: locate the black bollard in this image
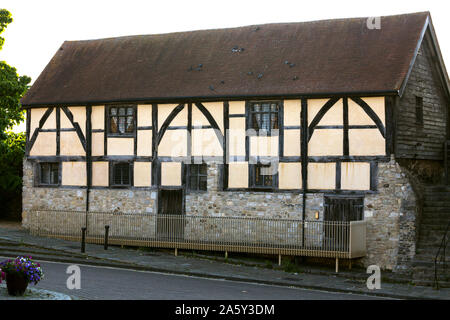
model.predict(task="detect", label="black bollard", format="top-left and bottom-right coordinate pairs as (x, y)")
top-left (104, 225), bottom-right (110, 250)
top-left (81, 227), bottom-right (87, 253)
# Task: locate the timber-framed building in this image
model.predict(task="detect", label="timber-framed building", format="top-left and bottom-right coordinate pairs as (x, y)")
top-left (21, 12), bottom-right (450, 283)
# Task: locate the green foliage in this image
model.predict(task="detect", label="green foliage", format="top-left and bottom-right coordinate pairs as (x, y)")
top-left (0, 9), bottom-right (31, 219)
top-left (0, 62), bottom-right (30, 136)
top-left (0, 9), bottom-right (13, 50)
top-left (0, 131), bottom-right (25, 192)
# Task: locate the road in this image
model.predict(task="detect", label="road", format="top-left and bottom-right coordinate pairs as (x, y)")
top-left (4, 259), bottom-right (387, 300)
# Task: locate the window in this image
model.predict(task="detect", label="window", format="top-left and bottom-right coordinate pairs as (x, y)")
top-left (249, 102), bottom-right (280, 133)
top-left (108, 105), bottom-right (135, 135)
top-left (415, 96), bottom-right (424, 126)
top-left (38, 163), bottom-right (59, 186)
top-left (251, 163), bottom-right (276, 188)
top-left (189, 164), bottom-right (207, 191)
top-left (112, 162), bottom-right (131, 186)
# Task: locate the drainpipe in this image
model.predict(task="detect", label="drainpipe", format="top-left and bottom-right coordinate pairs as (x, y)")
top-left (85, 106), bottom-right (92, 228)
top-left (301, 99), bottom-right (308, 248)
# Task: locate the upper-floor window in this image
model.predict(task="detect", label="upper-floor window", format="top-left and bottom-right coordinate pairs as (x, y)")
top-left (188, 164), bottom-right (207, 191)
top-left (108, 105), bottom-right (135, 135)
top-left (37, 162), bottom-right (59, 186)
top-left (249, 102), bottom-right (280, 134)
top-left (415, 96), bottom-right (424, 127)
top-left (111, 162), bottom-right (131, 186)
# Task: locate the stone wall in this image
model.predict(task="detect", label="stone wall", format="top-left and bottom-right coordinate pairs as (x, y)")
top-left (185, 162), bottom-right (323, 220)
top-left (23, 157), bottom-right (420, 272)
top-left (186, 159), bottom-right (419, 271)
top-left (22, 159), bottom-right (158, 229)
top-left (363, 156), bottom-right (419, 271)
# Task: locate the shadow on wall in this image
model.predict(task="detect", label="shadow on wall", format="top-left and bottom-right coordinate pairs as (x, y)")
top-left (397, 159), bottom-right (444, 184)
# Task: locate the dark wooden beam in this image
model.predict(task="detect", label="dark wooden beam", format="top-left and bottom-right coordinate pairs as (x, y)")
top-left (156, 103), bottom-right (184, 146)
top-left (61, 106), bottom-right (87, 152)
top-left (343, 97), bottom-right (349, 156)
top-left (194, 102), bottom-right (224, 145)
top-left (187, 103), bottom-right (192, 162)
top-left (152, 103), bottom-right (158, 187)
top-left (56, 107), bottom-right (60, 156)
top-left (350, 97), bottom-right (386, 138)
top-left (308, 97), bottom-right (340, 141)
top-left (223, 101), bottom-right (229, 190)
top-left (26, 107), bottom-right (54, 156)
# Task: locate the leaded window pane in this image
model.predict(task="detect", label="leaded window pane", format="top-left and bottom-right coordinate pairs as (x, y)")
top-left (271, 112), bottom-right (278, 129)
top-left (118, 116), bottom-right (126, 133)
top-left (110, 116), bottom-right (118, 133)
top-left (262, 113), bottom-right (270, 131)
top-left (109, 106), bottom-right (135, 135)
top-left (126, 116), bottom-right (134, 133)
top-left (250, 102), bottom-right (280, 133)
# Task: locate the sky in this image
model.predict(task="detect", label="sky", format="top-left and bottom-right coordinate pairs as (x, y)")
top-left (1, 0), bottom-right (449, 132)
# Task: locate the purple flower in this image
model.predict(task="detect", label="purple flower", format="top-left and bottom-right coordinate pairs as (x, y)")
top-left (0, 256), bottom-right (44, 285)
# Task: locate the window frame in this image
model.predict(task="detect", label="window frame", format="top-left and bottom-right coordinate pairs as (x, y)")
top-left (110, 161), bottom-right (133, 188)
top-left (415, 96), bottom-right (424, 127)
top-left (187, 163), bottom-right (208, 192)
top-left (248, 101), bottom-right (281, 135)
top-left (107, 105), bottom-right (137, 137)
top-left (35, 162), bottom-right (61, 187)
top-left (249, 162), bottom-right (279, 190)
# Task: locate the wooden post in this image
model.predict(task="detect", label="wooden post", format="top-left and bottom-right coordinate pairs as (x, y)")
top-left (335, 258), bottom-right (339, 273)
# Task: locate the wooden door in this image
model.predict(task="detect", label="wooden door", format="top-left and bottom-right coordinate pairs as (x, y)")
top-left (157, 189), bottom-right (184, 240)
top-left (323, 196), bottom-right (364, 251)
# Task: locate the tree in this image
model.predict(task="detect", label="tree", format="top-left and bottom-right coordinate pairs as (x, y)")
top-left (0, 9), bottom-right (31, 220)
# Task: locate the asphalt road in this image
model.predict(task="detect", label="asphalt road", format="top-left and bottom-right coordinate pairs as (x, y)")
top-left (5, 259), bottom-right (387, 300)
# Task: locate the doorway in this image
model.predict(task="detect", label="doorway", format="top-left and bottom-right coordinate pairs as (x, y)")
top-left (157, 189), bottom-right (184, 240)
top-left (323, 195), bottom-right (364, 251)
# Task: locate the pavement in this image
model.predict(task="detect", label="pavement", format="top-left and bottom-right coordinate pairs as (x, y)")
top-left (0, 283), bottom-right (73, 300)
top-left (0, 222), bottom-right (449, 300)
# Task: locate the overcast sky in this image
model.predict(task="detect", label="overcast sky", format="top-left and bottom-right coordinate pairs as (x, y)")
top-left (1, 0), bottom-right (449, 132)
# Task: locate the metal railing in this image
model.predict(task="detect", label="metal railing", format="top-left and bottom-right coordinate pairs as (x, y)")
top-left (27, 210), bottom-right (366, 259)
top-left (433, 220), bottom-right (450, 289)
